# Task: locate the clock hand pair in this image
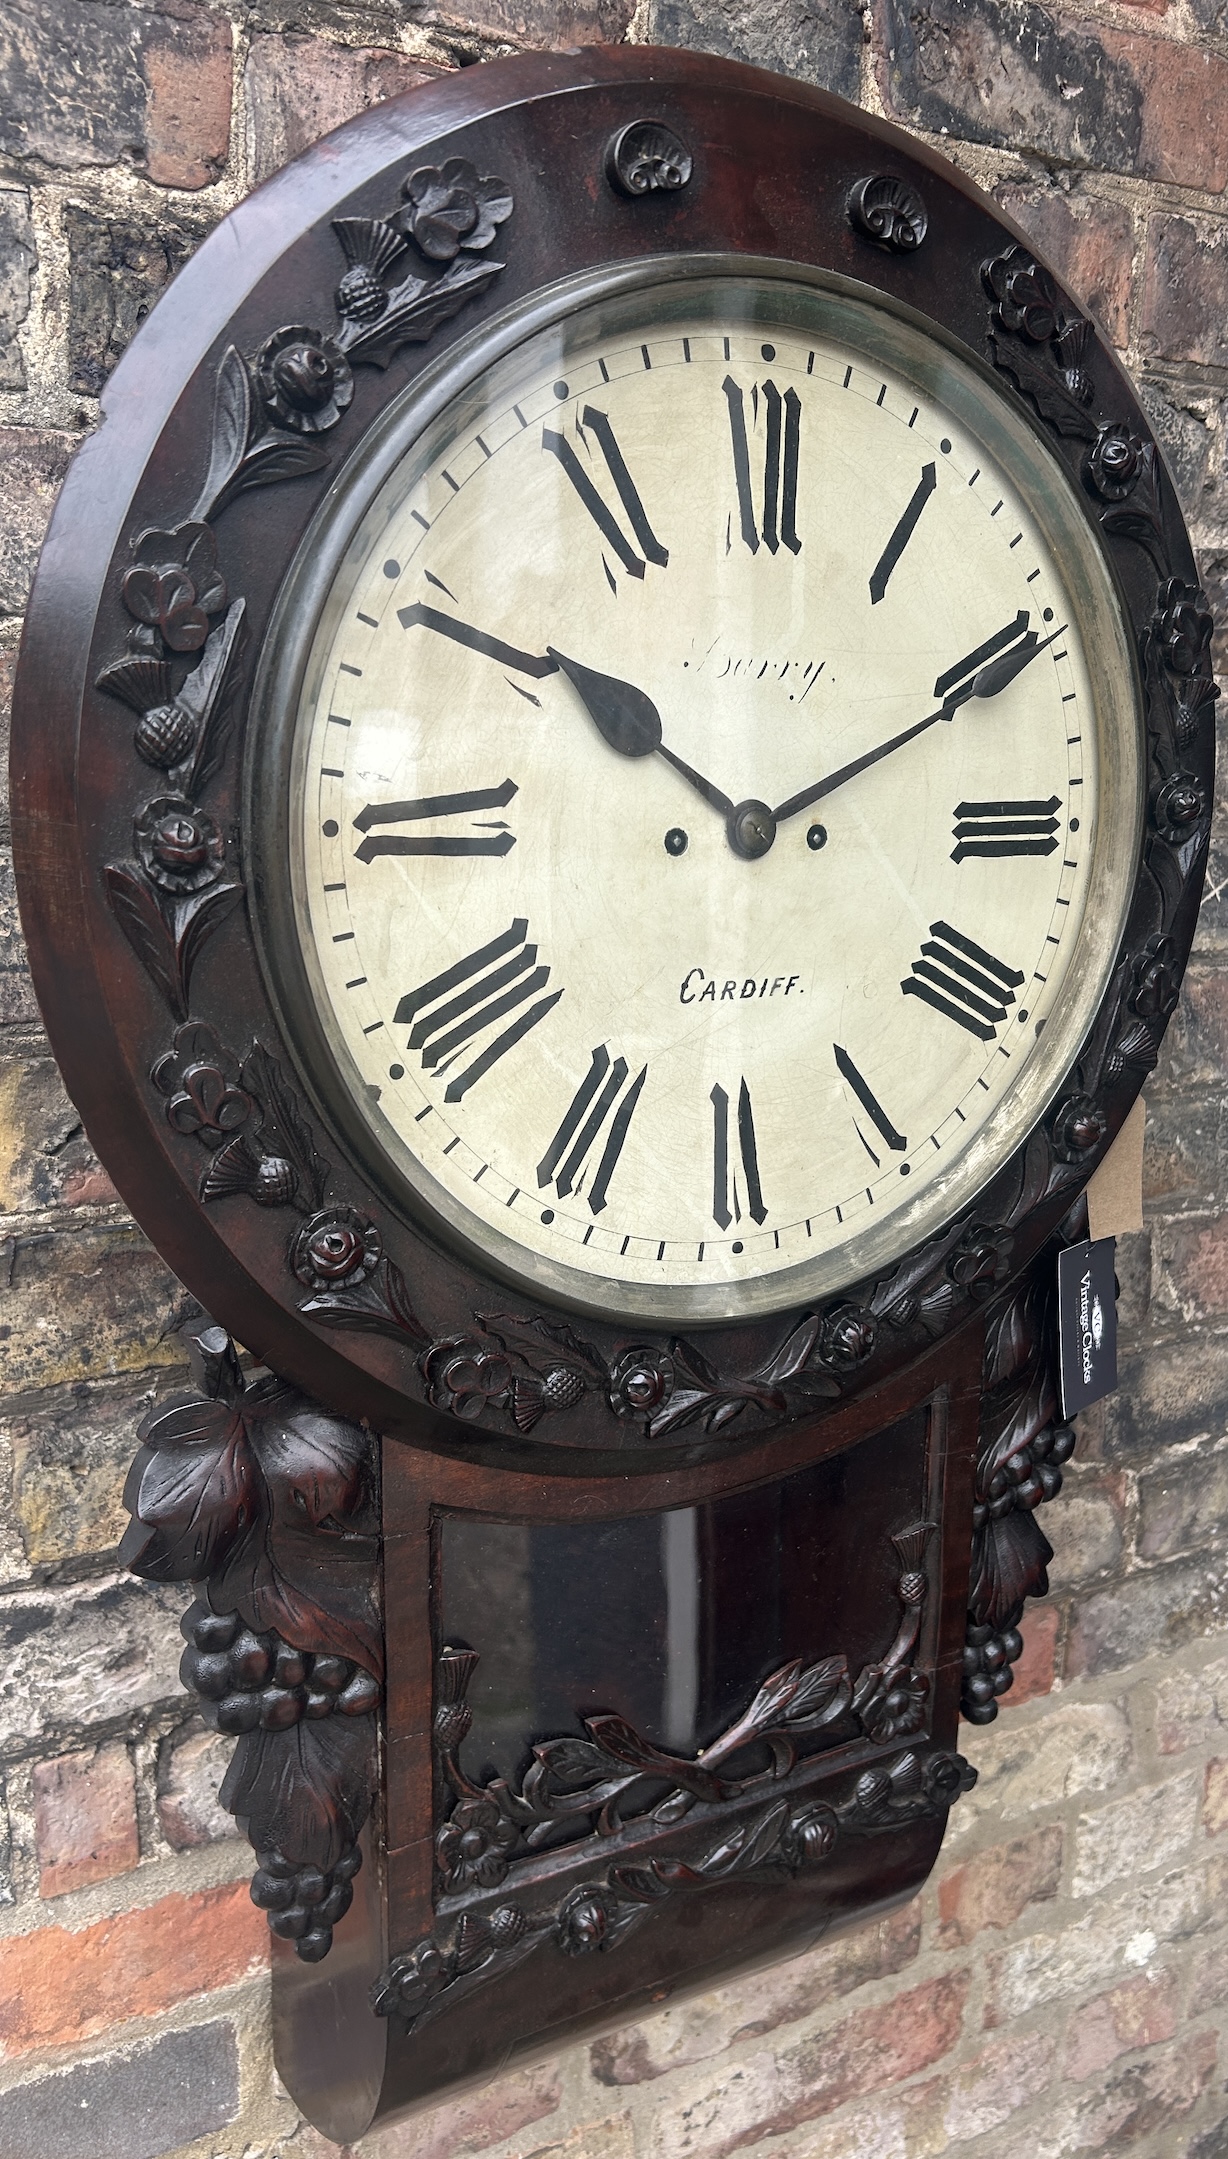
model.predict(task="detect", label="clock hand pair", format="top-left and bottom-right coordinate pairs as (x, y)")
top-left (772, 617), bottom-right (1068, 826)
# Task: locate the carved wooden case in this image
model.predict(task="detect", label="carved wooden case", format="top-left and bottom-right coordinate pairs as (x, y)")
top-left (10, 46), bottom-right (1212, 2140)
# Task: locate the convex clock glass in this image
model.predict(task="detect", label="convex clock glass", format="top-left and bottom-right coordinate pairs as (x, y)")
top-left (263, 271), bottom-right (1140, 1324)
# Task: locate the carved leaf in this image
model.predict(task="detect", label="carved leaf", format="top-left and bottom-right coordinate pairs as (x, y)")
top-left (341, 256), bottom-right (504, 368)
top-left (755, 1313), bottom-right (820, 1385)
top-left (647, 1387), bottom-right (719, 1440)
top-left (175, 599), bottom-right (247, 797)
top-left (988, 333), bottom-right (1099, 440)
top-left (968, 1508), bottom-right (1054, 1631)
top-left (219, 1712), bottom-right (374, 1872)
top-left (785, 1654), bottom-right (853, 1731)
top-left (301, 1256), bottom-right (427, 1343)
top-left (241, 1043), bottom-right (329, 1209)
top-left (479, 1311), bottom-right (605, 1378)
top-left (609, 1865), bottom-right (668, 1903)
top-left (582, 1714), bottom-right (723, 1803)
top-left (531, 1736), bottom-right (617, 1790)
top-left (104, 866), bottom-right (185, 1018)
top-left (173, 883), bottom-right (243, 1003)
top-left (193, 345), bottom-right (253, 522)
top-left (220, 1404), bottom-right (382, 1678)
top-left (671, 1335), bottom-right (722, 1390)
top-left (227, 432), bottom-right (330, 502)
top-left (118, 1399), bottom-right (256, 1581)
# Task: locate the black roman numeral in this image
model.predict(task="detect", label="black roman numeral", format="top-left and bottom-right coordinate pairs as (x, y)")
top-left (723, 376), bottom-right (801, 556)
top-left (393, 918), bottom-right (561, 1102)
top-left (537, 1045), bottom-right (647, 1214)
top-left (951, 796), bottom-right (1061, 863)
top-left (834, 1044), bottom-right (907, 1165)
top-left (352, 779), bottom-right (517, 862)
top-left (542, 407), bottom-right (668, 584)
top-left (711, 1078), bottom-right (767, 1229)
top-left (902, 923), bottom-right (1024, 1042)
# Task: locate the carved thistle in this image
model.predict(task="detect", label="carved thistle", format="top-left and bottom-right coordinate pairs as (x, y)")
top-left (370, 1520), bottom-right (963, 2033)
top-left (120, 1326), bottom-right (381, 1961)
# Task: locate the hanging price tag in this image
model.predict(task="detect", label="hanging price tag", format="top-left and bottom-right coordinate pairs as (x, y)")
top-left (1057, 1237), bottom-right (1118, 1417)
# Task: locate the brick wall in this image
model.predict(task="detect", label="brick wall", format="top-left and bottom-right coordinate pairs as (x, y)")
top-left (1, 1), bottom-right (1227, 2154)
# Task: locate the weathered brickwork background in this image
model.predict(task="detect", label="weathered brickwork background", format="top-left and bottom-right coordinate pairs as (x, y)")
top-left (1, 0), bottom-right (1228, 2153)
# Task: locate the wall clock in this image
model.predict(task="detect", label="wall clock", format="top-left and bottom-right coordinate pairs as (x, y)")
top-left (11, 47), bottom-right (1214, 2140)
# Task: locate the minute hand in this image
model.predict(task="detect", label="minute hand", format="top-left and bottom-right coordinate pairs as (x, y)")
top-left (773, 623), bottom-right (1067, 825)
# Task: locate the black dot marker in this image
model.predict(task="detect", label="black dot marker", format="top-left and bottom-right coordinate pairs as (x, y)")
top-left (1070, 817), bottom-right (1080, 832)
top-left (761, 343), bottom-right (776, 362)
top-left (552, 380), bottom-right (569, 400)
top-left (322, 819), bottom-right (338, 838)
top-left (541, 1208), bottom-right (555, 1224)
top-left (940, 438), bottom-right (952, 454)
top-left (807, 824), bottom-right (827, 851)
top-left (732, 1240), bottom-right (744, 1254)
top-left (1043, 607), bottom-right (1054, 622)
top-left (665, 828), bottom-right (688, 856)
top-left (383, 559), bottom-right (400, 579)
top-left (389, 1064), bottom-right (404, 1080)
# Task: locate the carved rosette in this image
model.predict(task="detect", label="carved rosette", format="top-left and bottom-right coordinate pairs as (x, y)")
top-left (120, 1326), bottom-right (382, 1961)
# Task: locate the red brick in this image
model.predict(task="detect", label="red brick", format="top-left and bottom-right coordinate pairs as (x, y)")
top-left (590, 1908), bottom-right (920, 2084)
top-left (1187, 1924), bottom-right (1228, 2010)
top-left (1063, 1971), bottom-right (1178, 2080)
top-left (994, 184), bottom-right (1134, 347)
top-left (942, 2028), bottom-right (1058, 2140)
top-left (245, 36), bottom-right (441, 184)
top-left (1206, 1758), bottom-right (1228, 1837)
top-left (881, 0), bottom-right (1228, 191)
top-left (0, 1882), bottom-right (266, 2056)
top-left (140, 7), bottom-right (232, 189)
top-left (646, 1973), bottom-right (968, 2157)
top-left (1142, 213), bottom-right (1228, 371)
top-left (156, 1725), bottom-right (235, 1851)
top-left (33, 1743), bottom-right (138, 1898)
top-left (1009, 1602), bottom-right (1060, 1705)
top-left (936, 1826), bottom-right (1063, 1949)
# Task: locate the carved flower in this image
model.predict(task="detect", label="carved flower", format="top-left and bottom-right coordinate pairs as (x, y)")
top-left (488, 1904), bottom-right (528, 1947)
top-left (422, 1335), bottom-right (513, 1420)
top-left (607, 1347), bottom-right (675, 1418)
top-left (1052, 1094), bottom-right (1108, 1163)
top-left (134, 796), bottom-right (224, 894)
top-left (122, 522), bottom-right (227, 654)
top-left (257, 326), bottom-right (354, 434)
top-left (851, 1766), bottom-right (893, 1818)
top-left (436, 1794), bottom-right (519, 1890)
top-left (402, 157), bottom-right (513, 261)
top-left (290, 1207), bottom-right (381, 1292)
top-left (983, 247), bottom-right (1059, 343)
top-left (948, 1223), bottom-right (1012, 1299)
top-left (781, 1803), bottom-right (838, 1868)
top-left (924, 1751), bottom-right (976, 1805)
top-left (1155, 578), bottom-right (1214, 676)
top-left (434, 1646), bottom-right (478, 1753)
top-left (380, 1937), bottom-right (451, 2015)
top-left (817, 1304), bottom-right (877, 1371)
top-left (1153, 770), bottom-right (1207, 843)
top-left (1085, 423), bottom-right (1147, 502)
top-left (860, 1669), bottom-right (930, 1746)
top-left (556, 1885), bottom-right (616, 1956)
top-left (151, 1022), bottom-right (252, 1148)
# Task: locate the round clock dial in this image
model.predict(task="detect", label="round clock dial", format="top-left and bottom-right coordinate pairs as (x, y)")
top-left (268, 272), bottom-right (1141, 1323)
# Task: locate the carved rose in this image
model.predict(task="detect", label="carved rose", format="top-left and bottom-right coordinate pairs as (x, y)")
top-left (151, 1023), bottom-right (252, 1148)
top-left (1085, 423), bottom-right (1146, 502)
top-left (257, 326), bottom-right (354, 434)
top-left (436, 1794), bottom-right (519, 1889)
top-left (948, 1224), bottom-right (1012, 1298)
top-left (290, 1207), bottom-right (381, 1292)
top-left (556, 1885), bottom-right (616, 1955)
top-left (782, 1803), bottom-right (838, 1868)
top-left (402, 157), bottom-right (513, 261)
top-left (1052, 1094), bottom-right (1108, 1162)
top-left (1153, 770), bottom-right (1207, 843)
top-left (817, 1304), bottom-right (877, 1371)
top-left (123, 522), bottom-right (227, 654)
top-left (385, 1937), bottom-right (451, 2012)
top-left (422, 1335), bottom-right (513, 1420)
top-left (925, 1752), bottom-right (976, 1804)
top-left (983, 247), bottom-right (1059, 343)
top-left (860, 1667), bottom-right (929, 1745)
top-left (1155, 578), bottom-right (1214, 676)
top-left (607, 1347), bottom-right (675, 1418)
top-left (134, 796), bottom-right (224, 894)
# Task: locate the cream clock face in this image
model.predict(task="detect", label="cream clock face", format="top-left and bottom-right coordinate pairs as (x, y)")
top-left (282, 275), bottom-right (1140, 1323)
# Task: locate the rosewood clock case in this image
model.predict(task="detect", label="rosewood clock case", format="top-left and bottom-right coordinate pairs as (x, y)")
top-left (9, 45), bottom-right (1213, 2140)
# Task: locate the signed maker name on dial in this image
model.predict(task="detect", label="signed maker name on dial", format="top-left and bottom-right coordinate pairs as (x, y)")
top-left (289, 283), bottom-right (1138, 1320)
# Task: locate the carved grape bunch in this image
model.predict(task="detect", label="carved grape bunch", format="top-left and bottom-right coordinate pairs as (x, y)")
top-left (182, 1602), bottom-right (380, 1733)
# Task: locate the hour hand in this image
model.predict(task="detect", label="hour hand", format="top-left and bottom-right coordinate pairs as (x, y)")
top-left (547, 650), bottom-right (735, 819)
